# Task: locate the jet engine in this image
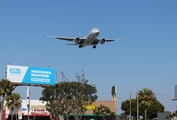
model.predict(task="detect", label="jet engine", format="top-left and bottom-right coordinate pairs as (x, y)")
top-left (100, 38), bottom-right (106, 44)
top-left (74, 37), bottom-right (81, 44)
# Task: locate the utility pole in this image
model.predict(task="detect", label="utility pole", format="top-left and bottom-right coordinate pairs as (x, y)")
top-left (130, 92), bottom-right (132, 120)
top-left (0, 97), bottom-right (2, 120)
top-left (136, 86), bottom-right (139, 120)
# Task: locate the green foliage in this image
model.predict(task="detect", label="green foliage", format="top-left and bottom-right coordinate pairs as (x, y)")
top-left (0, 79), bottom-right (16, 113)
top-left (138, 88), bottom-right (156, 108)
top-left (121, 99), bottom-right (139, 116)
top-left (93, 104), bottom-right (116, 120)
top-left (6, 93), bottom-right (22, 120)
top-left (166, 112), bottom-right (177, 119)
top-left (39, 85), bottom-right (59, 118)
top-left (121, 88), bottom-right (164, 120)
top-left (40, 74), bottom-right (97, 120)
top-left (138, 88), bottom-right (156, 120)
top-left (0, 79), bottom-right (15, 97)
top-left (147, 100), bottom-right (164, 119)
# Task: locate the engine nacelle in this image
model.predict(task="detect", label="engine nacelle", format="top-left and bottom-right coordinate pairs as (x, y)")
top-left (100, 38), bottom-right (106, 44)
top-left (74, 37), bottom-right (81, 44)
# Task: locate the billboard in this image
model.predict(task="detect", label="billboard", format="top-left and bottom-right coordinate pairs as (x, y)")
top-left (7, 65), bottom-right (55, 86)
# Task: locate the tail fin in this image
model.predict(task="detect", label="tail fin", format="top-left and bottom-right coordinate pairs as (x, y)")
top-left (79, 32), bottom-right (81, 38)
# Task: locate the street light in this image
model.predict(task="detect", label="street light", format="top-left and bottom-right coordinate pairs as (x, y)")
top-left (130, 92), bottom-right (132, 120)
top-left (0, 98), bottom-right (2, 120)
top-left (136, 86), bottom-right (139, 120)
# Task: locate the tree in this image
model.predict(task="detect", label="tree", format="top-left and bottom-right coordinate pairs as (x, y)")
top-left (121, 99), bottom-right (139, 117)
top-left (93, 104), bottom-right (116, 120)
top-left (6, 93), bottom-right (22, 120)
top-left (0, 79), bottom-right (15, 118)
top-left (40, 84), bottom-right (70, 120)
top-left (166, 111), bottom-right (177, 119)
top-left (121, 91), bottom-right (164, 120)
top-left (138, 88), bottom-right (156, 120)
top-left (147, 100), bottom-right (164, 119)
top-left (40, 73), bottom-right (98, 120)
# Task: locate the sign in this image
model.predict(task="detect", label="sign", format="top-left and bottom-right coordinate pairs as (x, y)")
top-left (7, 65), bottom-right (55, 86)
top-left (31, 105), bottom-right (46, 109)
top-left (111, 85), bottom-right (117, 95)
top-left (18, 110), bottom-right (23, 120)
top-left (31, 105), bottom-right (49, 116)
top-left (85, 104), bottom-right (96, 110)
top-left (18, 110), bottom-right (23, 115)
top-left (31, 108), bottom-right (48, 115)
top-left (5, 114), bottom-right (9, 119)
top-left (5, 108), bottom-right (10, 118)
top-left (5, 109), bottom-right (10, 114)
top-left (18, 114), bottom-right (22, 120)
top-left (21, 108), bottom-right (27, 111)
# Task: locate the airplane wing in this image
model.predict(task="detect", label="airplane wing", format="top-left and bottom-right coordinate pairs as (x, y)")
top-left (45, 36), bottom-right (86, 42)
top-left (45, 36), bottom-right (75, 41)
top-left (66, 44), bottom-right (78, 45)
top-left (91, 38), bottom-right (124, 45)
top-left (95, 38), bottom-right (124, 43)
top-left (105, 40), bottom-right (114, 42)
top-left (98, 38), bottom-right (124, 42)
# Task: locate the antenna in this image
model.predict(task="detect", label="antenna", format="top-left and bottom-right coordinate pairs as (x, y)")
top-left (55, 71), bottom-right (59, 83)
top-left (82, 70), bottom-right (86, 80)
top-left (60, 71), bottom-right (70, 82)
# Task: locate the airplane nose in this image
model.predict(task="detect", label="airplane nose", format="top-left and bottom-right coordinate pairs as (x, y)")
top-left (95, 29), bottom-right (99, 36)
top-left (92, 28), bottom-right (99, 36)
top-left (96, 31), bottom-right (99, 36)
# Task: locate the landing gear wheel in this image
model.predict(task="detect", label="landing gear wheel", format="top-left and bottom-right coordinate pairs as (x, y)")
top-left (79, 45), bottom-right (82, 48)
top-left (93, 45), bottom-right (97, 48)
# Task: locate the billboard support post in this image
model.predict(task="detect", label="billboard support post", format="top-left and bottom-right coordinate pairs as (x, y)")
top-left (27, 86), bottom-right (30, 120)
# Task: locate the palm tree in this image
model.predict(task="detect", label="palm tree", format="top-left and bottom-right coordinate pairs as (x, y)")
top-left (6, 93), bottom-right (22, 120)
top-left (138, 88), bottom-right (156, 120)
top-left (0, 79), bottom-right (15, 119)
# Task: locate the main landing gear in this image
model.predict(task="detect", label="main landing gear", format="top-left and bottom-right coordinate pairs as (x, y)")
top-left (93, 45), bottom-right (97, 48)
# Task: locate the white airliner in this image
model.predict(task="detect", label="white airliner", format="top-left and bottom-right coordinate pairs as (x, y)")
top-left (46, 28), bottom-right (123, 48)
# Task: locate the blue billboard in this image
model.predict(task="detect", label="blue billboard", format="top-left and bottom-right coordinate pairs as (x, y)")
top-left (7, 65), bottom-right (55, 86)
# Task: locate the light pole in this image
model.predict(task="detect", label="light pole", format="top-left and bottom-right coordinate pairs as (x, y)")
top-left (130, 92), bottom-right (132, 120)
top-left (27, 86), bottom-right (30, 120)
top-left (136, 86), bottom-right (139, 120)
top-left (0, 98), bottom-right (2, 120)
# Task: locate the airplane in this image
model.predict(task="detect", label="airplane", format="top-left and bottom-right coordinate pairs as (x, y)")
top-left (46, 28), bottom-right (123, 48)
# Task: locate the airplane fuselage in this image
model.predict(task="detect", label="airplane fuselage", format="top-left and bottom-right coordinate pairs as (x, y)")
top-left (81, 28), bottom-right (100, 47)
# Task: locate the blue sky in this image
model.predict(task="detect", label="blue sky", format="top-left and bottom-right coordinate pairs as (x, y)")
top-left (0, 1), bottom-right (177, 114)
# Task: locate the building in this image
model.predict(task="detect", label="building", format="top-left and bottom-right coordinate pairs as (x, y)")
top-left (4, 99), bottom-right (117, 120)
top-left (3, 85), bottom-right (118, 120)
